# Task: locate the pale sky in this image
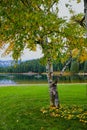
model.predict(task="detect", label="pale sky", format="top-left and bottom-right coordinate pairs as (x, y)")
top-left (0, 0), bottom-right (84, 61)
top-left (0, 45), bottom-right (43, 61)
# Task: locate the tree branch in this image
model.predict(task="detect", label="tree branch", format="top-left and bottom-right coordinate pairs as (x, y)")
top-left (21, 0), bottom-right (30, 8)
top-left (74, 16), bottom-right (85, 28)
top-left (55, 54), bottom-right (72, 83)
top-left (60, 56), bottom-right (72, 76)
top-left (21, 0), bottom-right (27, 7)
top-left (47, 0), bottom-right (57, 12)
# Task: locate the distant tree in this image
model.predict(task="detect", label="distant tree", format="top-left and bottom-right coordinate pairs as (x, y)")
top-left (79, 62), bottom-right (84, 72)
top-left (70, 61), bottom-right (79, 74)
top-left (84, 61), bottom-right (87, 73)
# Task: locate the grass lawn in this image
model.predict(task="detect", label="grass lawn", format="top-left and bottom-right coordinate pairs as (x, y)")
top-left (0, 84), bottom-right (87, 130)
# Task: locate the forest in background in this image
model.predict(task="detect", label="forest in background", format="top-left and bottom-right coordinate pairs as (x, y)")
top-left (0, 59), bottom-right (87, 74)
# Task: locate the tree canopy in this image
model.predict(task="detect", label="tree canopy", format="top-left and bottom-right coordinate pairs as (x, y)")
top-left (0, 0), bottom-right (87, 63)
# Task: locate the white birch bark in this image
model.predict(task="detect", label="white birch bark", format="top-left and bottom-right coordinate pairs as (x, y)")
top-left (46, 56), bottom-right (72, 108)
top-left (60, 57), bottom-right (72, 76)
top-left (46, 58), bottom-right (59, 108)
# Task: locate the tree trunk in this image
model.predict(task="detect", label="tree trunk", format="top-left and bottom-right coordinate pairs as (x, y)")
top-left (46, 55), bottom-right (72, 108)
top-left (46, 59), bottom-right (59, 108)
top-left (84, 0), bottom-right (87, 36)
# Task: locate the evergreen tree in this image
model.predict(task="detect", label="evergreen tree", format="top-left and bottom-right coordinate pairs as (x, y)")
top-left (70, 61), bottom-right (79, 73)
top-left (84, 61), bottom-right (87, 73)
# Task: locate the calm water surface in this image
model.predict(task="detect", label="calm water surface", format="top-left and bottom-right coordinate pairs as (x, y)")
top-left (0, 73), bottom-right (87, 85)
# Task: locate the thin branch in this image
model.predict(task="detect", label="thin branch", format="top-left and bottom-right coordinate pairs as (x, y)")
top-left (74, 16), bottom-right (85, 28)
top-left (21, 0), bottom-right (27, 7)
top-left (55, 54), bottom-right (72, 82)
top-left (21, 0), bottom-right (30, 8)
top-left (60, 56), bottom-right (72, 76)
top-left (47, 0), bottom-right (57, 12)
top-left (25, 0), bottom-right (30, 6)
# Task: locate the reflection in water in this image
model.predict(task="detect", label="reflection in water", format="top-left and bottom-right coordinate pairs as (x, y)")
top-left (0, 79), bottom-right (16, 85)
top-left (58, 75), bottom-right (87, 83)
top-left (0, 74), bottom-right (87, 85)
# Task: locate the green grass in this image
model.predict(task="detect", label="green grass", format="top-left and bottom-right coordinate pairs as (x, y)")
top-left (0, 84), bottom-right (87, 130)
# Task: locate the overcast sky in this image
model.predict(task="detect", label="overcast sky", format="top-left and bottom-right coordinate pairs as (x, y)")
top-left (0, 0), bottom-right (84, 61)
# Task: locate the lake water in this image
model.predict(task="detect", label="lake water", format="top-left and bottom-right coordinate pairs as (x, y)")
top-left (0, 73), bottom-right (87, 85)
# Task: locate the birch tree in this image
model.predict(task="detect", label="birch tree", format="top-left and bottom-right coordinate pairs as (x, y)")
top-left (0, 0), bottom-right (87, 107)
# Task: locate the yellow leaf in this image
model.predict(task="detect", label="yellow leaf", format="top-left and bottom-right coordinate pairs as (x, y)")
top-left (72, 48), bottom-right (79, 58)
top-left (77, 0), bottom-right (81, 3)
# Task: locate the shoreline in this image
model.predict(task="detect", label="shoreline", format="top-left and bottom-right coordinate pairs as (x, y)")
top-left (0, 83), bottom-right (87, 87)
